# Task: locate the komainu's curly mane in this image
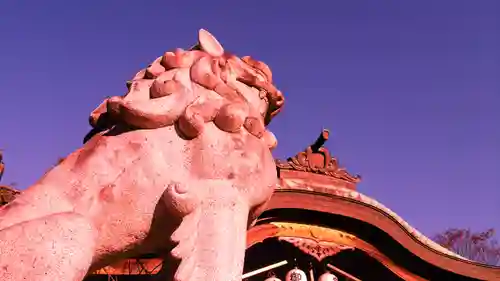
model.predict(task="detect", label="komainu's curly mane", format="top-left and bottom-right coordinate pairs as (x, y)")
top-left (86, 29), bottom-right (284, 148)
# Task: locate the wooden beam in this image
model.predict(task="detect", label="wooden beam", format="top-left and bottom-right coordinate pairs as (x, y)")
top-left (242, 260), bottom-right (288, 279)
top-left (327, 263), bottom-right (362, 281)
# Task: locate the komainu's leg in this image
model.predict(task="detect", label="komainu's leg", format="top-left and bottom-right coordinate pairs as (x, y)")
top-left (0, 212), bottom-right (96, 281)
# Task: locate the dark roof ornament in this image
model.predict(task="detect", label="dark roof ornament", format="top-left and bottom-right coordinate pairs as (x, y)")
top-left (276, 129), bottom-right (361, 187)
top-left (0, 150), bottom-right (4, 182)
top-left (0, 150), bottom-right (20, 206)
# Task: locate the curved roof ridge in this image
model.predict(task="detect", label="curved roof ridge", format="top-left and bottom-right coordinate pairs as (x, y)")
top-left (318, 185), bottom-right (468, 260)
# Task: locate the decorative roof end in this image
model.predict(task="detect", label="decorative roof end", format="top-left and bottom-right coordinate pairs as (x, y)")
top-left (276, 129), bottom-right (361, 189)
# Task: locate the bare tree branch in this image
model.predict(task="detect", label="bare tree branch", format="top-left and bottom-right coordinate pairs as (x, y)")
top-left (433, 228), bottom-right (500, 266)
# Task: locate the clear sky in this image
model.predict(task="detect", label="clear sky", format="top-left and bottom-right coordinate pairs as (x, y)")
top-left (0, 1), bottom-right (498, 238)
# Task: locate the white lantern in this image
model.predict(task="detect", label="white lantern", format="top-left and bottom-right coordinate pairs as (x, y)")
top-left (285, 267), bottom-right (307, 281)
top-left (265, 277), bottom-right (282, 281)
top-left (318, 272), bottom-right (339, 281)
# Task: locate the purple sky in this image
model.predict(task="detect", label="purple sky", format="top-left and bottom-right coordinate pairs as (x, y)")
top-left (0, 1), bottom-right (498, 238)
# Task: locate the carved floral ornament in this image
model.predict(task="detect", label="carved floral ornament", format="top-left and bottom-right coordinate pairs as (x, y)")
top-left (275, 129), bottom-right (361, 183)
top-left (278, 237), bottom-right (354, 262)
top-left (254, 222), bottom-right (357, 262)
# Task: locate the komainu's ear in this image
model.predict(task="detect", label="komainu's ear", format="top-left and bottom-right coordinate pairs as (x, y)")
top-left (89, 100), bottom-right (108, 127)
top-left (198, 29), bottom-right (224, 57)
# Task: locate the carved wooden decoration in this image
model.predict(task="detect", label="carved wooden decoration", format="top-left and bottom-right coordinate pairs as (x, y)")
top-left (278, 237), bottom-right (354, 262)
top-left (275, 129), bottom-right (361, 184)
top-left (247, 223), bottom-right (428, 281)
top-left (0, 186), bottom-right (20, 206)
top-left (0, 151), bottom-right (21, 206)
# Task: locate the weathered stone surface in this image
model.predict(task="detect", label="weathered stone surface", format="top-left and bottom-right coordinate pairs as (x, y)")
top-left (0, 29), bottom-right (284, 281)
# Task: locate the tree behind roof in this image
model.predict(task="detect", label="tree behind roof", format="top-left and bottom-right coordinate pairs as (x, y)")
top-left (433, 228), bottom-right (500, 266)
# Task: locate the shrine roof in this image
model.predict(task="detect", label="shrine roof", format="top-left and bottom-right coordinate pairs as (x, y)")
top-left (273, 129), bottom-right (467, 260)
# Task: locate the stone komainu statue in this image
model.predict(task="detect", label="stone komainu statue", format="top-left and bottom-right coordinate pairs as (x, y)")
top-left (0, 29), bottom-right (284, 281)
